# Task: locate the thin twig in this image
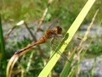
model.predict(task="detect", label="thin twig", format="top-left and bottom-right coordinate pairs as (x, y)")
top-left (5, 26), bottom-right (16, 42)
top-left (26, 51), bottom-right (34, 72)
top-left (77, 9), bottom-right (99, 51)
top-left (24, 21), bottom-right (45, 57)
top-left (24, 22), bottom-right (36, 41)
top-left (37, 0), bottom-right (54, 31)
top-left (75, 9), bottom-right (99, 77)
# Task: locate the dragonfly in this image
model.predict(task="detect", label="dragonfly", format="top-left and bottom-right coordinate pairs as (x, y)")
top-left (15, 26), bottom-right (62, 57)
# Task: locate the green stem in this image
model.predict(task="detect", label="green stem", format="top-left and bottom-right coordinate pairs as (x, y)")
top-left (0, 15), bottom-right (6, 59)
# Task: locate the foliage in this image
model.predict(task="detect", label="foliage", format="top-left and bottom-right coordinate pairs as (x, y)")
top-left (0, 0), bottom-right (102, 25)
top-left (0, 0), bottom-right (101, 77)
top-left (0, 16), bottom-right (7, 77)
top-left (88, 41), bottom-right (102, 56)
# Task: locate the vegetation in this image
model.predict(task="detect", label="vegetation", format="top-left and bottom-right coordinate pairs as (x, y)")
top-left (0, 0), bottom-right (102, 24)
top-left (0, 0), bottom-right (102, 77)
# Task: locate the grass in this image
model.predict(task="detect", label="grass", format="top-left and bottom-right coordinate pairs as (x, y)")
top-left (0, 15), bottom-right (7, 77)
top-left (0, 0), bottom-right (102, 77)
top-left (0, 0), bottom-right (102, 25)
top-left (6, 0), bottom-right (97, 77)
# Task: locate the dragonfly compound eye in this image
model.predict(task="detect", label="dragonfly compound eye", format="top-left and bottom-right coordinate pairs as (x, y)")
top-left (56, 26), bottom-right (62, 34)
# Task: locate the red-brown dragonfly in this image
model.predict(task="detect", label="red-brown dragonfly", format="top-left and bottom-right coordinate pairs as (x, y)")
top-left (15, 26), bottom-right (62, 56)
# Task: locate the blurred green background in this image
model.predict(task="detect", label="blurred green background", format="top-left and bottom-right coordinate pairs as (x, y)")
top-left (0, 0), bottom-right (102, 25)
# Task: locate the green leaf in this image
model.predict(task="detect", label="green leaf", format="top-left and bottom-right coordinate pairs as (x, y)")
top-left (60, 52), bottom-right (75, 77)
top-left (0, 15), bottom-right (6, 59)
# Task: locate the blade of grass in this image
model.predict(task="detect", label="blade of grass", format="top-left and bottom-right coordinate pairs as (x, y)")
top-left (68, 49), bottom-right (87, 77)
top-left (89, 58), bottom-right (96, 77)
top-left (0, 15), bottom-right (7, 77)
top-left (0, 15), bottom-right (6, 59)
top-left (60, 48), bottom-right (77, 77)
top-left (38, 0), bottom-right (96, 77)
